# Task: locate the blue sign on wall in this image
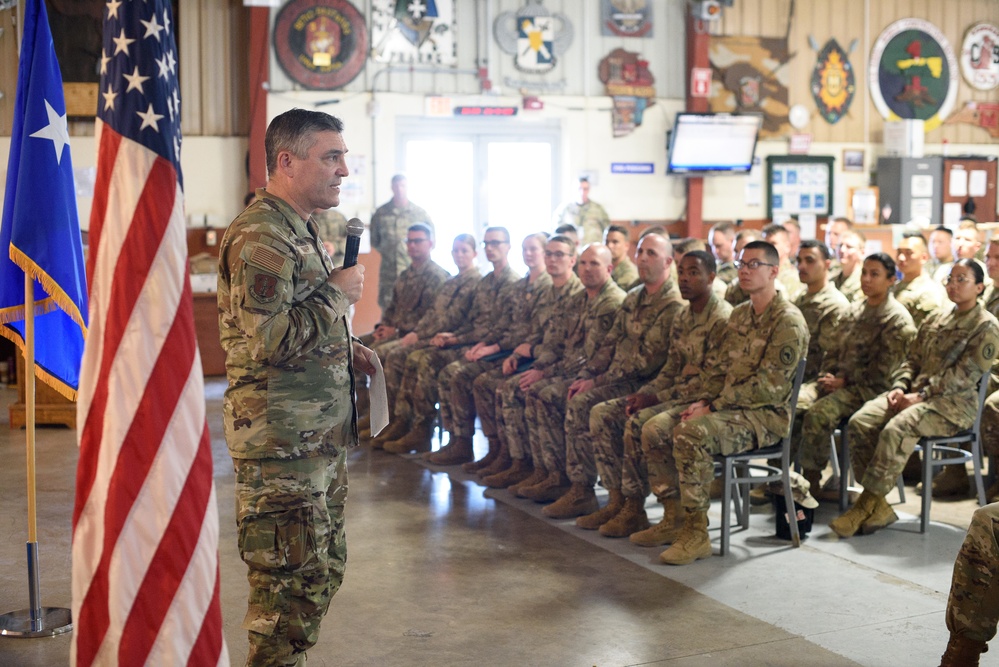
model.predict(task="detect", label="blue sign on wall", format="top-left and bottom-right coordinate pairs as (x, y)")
top-left (611, 162), bottom-right (655, 174)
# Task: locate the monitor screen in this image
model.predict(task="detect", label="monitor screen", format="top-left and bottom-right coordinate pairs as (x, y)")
top-left (666, 113), bottom-right (762, 175)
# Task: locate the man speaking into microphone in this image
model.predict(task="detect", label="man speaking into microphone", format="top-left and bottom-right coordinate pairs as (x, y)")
top-left (218, 108), bottom-right (376, 666)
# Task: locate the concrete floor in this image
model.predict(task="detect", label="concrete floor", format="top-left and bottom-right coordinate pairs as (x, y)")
top-left (0, 378), bottom-right (992, 666)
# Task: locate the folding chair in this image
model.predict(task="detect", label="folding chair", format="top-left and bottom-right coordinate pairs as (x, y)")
top-left (715, 358), bottom-right (807, 556)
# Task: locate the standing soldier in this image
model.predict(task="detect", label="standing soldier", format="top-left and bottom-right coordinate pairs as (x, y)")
top-left (587, 251), bottom-right (732, 540)
top-left (314, 206), bottom-right (349, 266)
top-left (542, 233), bottom-right (684, 523)
top-left (661, 241), bottom-right (809, 565)
top-left (831, 260), bottom-right (999, 538)
top-left (218, 109), bottom-right (375, 665)
top-left (552, 176), bottom-right (611, 245)
top-left (370, 174), bottom-right (434, 310)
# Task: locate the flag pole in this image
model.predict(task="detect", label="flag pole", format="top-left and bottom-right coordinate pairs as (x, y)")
top-left (0, 275), bottom-right (72, 638)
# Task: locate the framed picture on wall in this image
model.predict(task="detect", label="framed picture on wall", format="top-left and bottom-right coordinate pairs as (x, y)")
top-left (843, 149), bottom-right (866, 172)
top-left (766, 155), bottom-right (835, 219)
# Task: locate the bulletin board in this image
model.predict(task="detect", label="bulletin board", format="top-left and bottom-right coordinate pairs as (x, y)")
top-left (766, 156), bottom-right (835, 219)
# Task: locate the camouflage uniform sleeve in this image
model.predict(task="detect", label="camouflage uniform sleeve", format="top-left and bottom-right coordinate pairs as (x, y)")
top-left (577, 302), bottom-right (626, 380)
top-left (689, 309), bottom-right (734, 401)
top-left (816, 303), bottom-right (848, 377)
top-left (222, 236), bottom-right (350, 366)
top-left (642, 315), bottom-right (686, 397)
top-left (713, 310), bottom-right (809, 411)
top-left (379, 268), bottom-right (407, 326)
top-left (369, 206), bottom-right (384, 252)
top-left (595, 300), bottom-right (680, 387)
top-left (865, 313), bottom-right (916, 389)
top-left (890, 314), bottom-right (934, 392)
top-left (543, 294), bottom-right (617, 377)
top-left (922, 318), bottom-right (999, 399)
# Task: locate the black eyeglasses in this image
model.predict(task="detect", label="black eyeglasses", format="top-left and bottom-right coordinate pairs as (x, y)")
top-left (735, 259), bottom-right (777, 270)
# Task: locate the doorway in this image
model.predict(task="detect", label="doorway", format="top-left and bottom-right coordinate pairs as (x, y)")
top-left (398, 117), bottom-right (561, 274)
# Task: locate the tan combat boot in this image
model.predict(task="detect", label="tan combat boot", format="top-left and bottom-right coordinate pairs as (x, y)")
top-left (519, 470), bottom-right (572, 503)
top-left (828, 489), bottom-right (879, 538)
top-left (384, 419), bottom-right (433, 454)
top-left (859, 494), bottom-right (898, 535)
top-left (932, 464), bottom-right (971, 498)
top-left (659, 509), bottom-right (711, 565)
top-left (630, 498), bottom-right (683, 546)
top-left (463, 438), bottom-right (500, 474)
top-left (598, 496), bottom-right (651, 537)
top-left (482, 457), bottom-right (533, 489)
top-left (575, 489), bottom-right (625, 530)
top-left (511, 467), bottom-right (548, 497)
top-left (370, 419), bottom-right (408, 450)
top-left (939, 634), bottom-right (987, 667)
top-left (542, 483), bottom-right (599, 519)
top-left (427, 435), bottom-right (474, 466)
top-left (476, 441), bottom-right (511, 479)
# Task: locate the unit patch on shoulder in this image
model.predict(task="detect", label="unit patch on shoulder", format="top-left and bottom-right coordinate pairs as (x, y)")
top-left (250, 274), bottom-right (279, 303)
top-left (780, 345), bottom-right (795, 366)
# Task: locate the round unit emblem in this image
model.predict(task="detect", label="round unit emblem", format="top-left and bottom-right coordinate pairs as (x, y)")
top-left (960, 23), bottom-right (999, 91)
top-left (869, 18), bottom-right (958, 131)
top-left (273, 0), bottom-right (368, 90)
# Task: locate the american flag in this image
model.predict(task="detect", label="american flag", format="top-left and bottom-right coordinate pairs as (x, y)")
top-left (71, 1), bottom-right (228, 665)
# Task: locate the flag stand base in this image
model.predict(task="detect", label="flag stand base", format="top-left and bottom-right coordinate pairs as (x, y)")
top-left (0, 607), bottom-right (72, 637)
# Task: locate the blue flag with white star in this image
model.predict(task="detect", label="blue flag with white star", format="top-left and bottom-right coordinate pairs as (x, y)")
top-left (0, 0), bottom-right (88, 400)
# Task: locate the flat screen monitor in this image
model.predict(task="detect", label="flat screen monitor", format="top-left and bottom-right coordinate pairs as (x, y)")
top-left (666, 113), bottom-right (762, 175)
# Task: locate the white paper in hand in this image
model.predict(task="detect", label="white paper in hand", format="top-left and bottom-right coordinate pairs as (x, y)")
top-left (368, 353), bottom-right (390, 437)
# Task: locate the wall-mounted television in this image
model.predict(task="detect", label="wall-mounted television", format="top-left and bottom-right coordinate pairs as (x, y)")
top-left (666, 113), bottom-right (763, 175)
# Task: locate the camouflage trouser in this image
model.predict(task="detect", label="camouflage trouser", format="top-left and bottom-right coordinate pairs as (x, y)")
top-left (848, 394), bottom-right (966, 497)
top-left (497, 374), bottom-right (538, 462)
top-left (525, 376), bottom-right (573, 474)
top-left (564, 382), bottom-right (640, 487)
top-left (946, 502), bottom-right (999, 643)
top-left (438, 357), bottom-right (505, 438)
top-left (471, 368), bottom-right (505, 441)
top-left (382, 340), bottom-right (429, 414)
top-left (795, 385), bottom-right (874, 472)
top-left (640, 403), bottom-right (689, 501)
top-left (674, 410), bottom-right (777, 512)
top-left (981, 390), bottom-right (999, 459)
top-left (396, 346), bottom-right (466, 427)
top-left (235, 450), bottom-right (348, 667)
top-left (590, 396), bottom-right (680, 498)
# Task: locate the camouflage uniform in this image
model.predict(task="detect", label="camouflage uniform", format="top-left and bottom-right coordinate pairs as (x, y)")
top-left (673, 292), bottom-right (809, 512)
top-left (593, 293), bottom-right (732, 499)
top-left (716, 261), bottom-right (738, 285)
top-left (516, 280), bottom-right (625, 472)
top-left (977, 285), bottom-right (999, 460)
top-left (553, 200), bottom-right (611, 245)
top-left (472, 273), bottom-right (583, 447)
top-left (218, 189), bottom-right (356, 665)
top-left (364, 259), bottom-right (450, 355)
top-left (497, 279), bottom-right (624, 464)
top-left (611, 256), bottom-right (640, 291)
top-left (833, 267), bottom-right (862, 302)
top-left (438, 271), bottom-right (552, 438)
top-left (414, 264), bottom-right (519, 428)
top-left (797, 295), bottom-right (915, 472)
top-left (725, 276), bottom-right (786, 306)
top-left (369, 199), bottom-right (433, 310)
top-left (313, 208), bottom-right (348, 266)
top-left (893, 270), bottom-right (947, 330)
top-left (382, 268), bottom-right (480, 413)
top-left (561, 281), bottom-right (684, 486)
top-left (777, 262), bottom-right (805, 300)
top-left (945, 502), bottom-right (999, 644)
top-left (847, 304), bottom-right (999, 497)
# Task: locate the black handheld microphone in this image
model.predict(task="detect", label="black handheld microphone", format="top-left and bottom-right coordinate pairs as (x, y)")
top-left (342, 218), bottom-right (364, 268)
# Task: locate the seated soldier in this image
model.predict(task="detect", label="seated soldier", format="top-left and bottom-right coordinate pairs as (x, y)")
top-left (929, 225), bottom-right (956, 283)
top-left (370, 234), bottom-right (481, 448)
top-left (796, 253), bottom-right (916, 497)
top-left (587, 250), bottom-right (732, 540)
top-left (724, 228), bottom-right (764, 305)
top-left (604, 224), bottom-right (639, 290)
top-left (830, 260), bottom-right (999, 538)
top-left (709, 221), bottom-right (738, 284)
top-left (762, 223), bottom-right (804, 299)
top-left (833, 229), bottom-right (865, 302)
top-left (674, 238), bottom-right (728, 299)
top-left (978, 240), bottom-right (999, 502)
top-left (939, 501), bottom-right (999, 667)
top-left (660, 240), bottom-right (809, 565)
top-left (541, 233), bottom-right (684, 522)
top-left (381, 228), bottom-right (519, 454)
top-left (894, 232), bottom-right (948, 330)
